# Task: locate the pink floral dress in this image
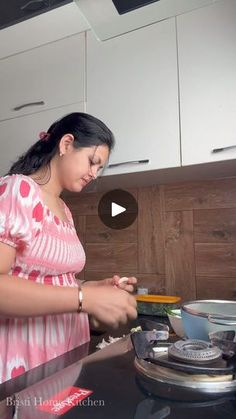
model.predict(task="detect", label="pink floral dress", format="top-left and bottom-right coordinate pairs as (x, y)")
top-left (0, 174), bottom-right (90, 383)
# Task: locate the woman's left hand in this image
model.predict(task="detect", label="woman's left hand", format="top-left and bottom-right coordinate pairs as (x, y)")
top-left (82, 275), bottom-right (137, 293)
top-left (100, 275), bottom-right (137, 293)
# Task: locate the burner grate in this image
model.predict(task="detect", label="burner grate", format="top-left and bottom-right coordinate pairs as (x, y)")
top-left (168, 340), bottom-right (222, 364)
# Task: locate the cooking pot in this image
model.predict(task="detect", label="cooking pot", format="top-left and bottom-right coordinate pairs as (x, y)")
top-left (181, 300), bottom-right (236, 341)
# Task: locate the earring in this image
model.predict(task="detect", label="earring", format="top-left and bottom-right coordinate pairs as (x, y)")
top-left (59, 152), bottom-right (63, 157)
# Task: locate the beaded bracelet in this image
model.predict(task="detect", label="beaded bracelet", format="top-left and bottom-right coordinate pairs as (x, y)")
top-left (77, 284), bottom-right (83, 313)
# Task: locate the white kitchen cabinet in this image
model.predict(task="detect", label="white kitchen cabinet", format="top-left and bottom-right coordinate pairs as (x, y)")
top-left (86, 18), bottom-right (180, 176)
top-left (178, 0), bottom-right (236, 166)
top-left (0, 102), bottom-right (84, 176)
top-left (0, 33), bottom-right (85, 121)
top-left (0, 3), bottom-right (89, 59)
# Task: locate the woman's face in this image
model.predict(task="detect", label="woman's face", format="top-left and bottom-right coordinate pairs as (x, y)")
top-left (58, 141), bottom-right (110, 192)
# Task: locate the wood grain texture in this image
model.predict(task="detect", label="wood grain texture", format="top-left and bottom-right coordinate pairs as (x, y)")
top-left (194, 208), bottom-right (236, 243)
top-left (196, 277), bottom-right (236, 300)
top-left (164, 179), bottom-right (236, 211)
top-left (64, 177), bottom-right (236, 300)
top-left (85, 243), bottom-right (138, 272)
top-left (72, 214), bottom-right (86, 245)
top-left (134, 273), bottom-right (166, 294)
top-left (164, 211), bottom-right (196, 301)
top-left (63, 191), bottom-right (102, 215)
top-left (195, 243), bottom-right (236, 277)
top-left (75, 271), bottom-right (85, 281)
top-left (138, 186), bottom-right (165, 273)
top-left (85, 215), bottom-right (137, 243)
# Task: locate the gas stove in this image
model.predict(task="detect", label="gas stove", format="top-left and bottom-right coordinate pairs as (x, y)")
top-left (131, 334), bottom-right (236, 401)
top-left (1, 336), bottom-right (236, 418)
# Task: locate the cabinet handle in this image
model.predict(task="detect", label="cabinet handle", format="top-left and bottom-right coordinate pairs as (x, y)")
top-left (13, 101), bottom-right (45, 111)
top-left (212, 145), bottom-right (236, 153)
top-left (108, 159), bottom-right (150, 169)
top-left (21, 0), bottom-right (48, 12)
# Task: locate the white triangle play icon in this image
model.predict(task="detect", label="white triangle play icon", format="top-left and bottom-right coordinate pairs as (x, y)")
top-left (112, 202), bottom-right (126, 217)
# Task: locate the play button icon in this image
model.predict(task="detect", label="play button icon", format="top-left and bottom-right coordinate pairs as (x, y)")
top-left (112, 202), bottom-right (126, 217)
top-left (98, 189), bottom-right (138, 229)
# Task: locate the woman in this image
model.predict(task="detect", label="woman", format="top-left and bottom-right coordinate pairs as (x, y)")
top-left (0, 112), bottom-right (137, 383)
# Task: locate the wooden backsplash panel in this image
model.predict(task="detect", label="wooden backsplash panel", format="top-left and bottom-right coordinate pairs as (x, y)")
top-left (138, 186), bottom-right (165, 274)
top-left (64, 191), bottom-right (102, 215)
top-left (196, 277), bottom-right (236, 299)
top-left (195, 243), bottom-right (236, 277)
top-left (164, 179), bottom-right (236, 211)
top-left (86, 215), bottom-right (137, 243)
top-left (194, 208), bottom-right (236, 243)
top-left (72, 214), bottom-right (86, 245)
top-left (65, 177), bottom-right (236, 300)
top-left (134, 274), bottom-right (166, 294)
top-left (85, 243), bottom-right (138, 272)
top-left (164, 211), bottom-right (196, 301)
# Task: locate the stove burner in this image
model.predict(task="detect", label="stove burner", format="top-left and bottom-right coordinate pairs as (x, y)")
top-left (168, 339), bottom-right (222, 364)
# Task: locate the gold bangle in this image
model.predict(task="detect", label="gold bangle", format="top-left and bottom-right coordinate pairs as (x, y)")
top-left (77, 284), bottom-right (83, 313)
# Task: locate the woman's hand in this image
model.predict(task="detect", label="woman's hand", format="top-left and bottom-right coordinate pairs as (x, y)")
top-left (82, 275), bottom-right (137, 294)
top-left (82, 285), bottom-right (137, 329)
top-left (103, 275), bottom-right (137, 293)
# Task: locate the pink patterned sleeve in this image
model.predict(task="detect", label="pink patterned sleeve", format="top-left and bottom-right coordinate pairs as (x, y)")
top-left (0, 176), bottom-right (43, 251)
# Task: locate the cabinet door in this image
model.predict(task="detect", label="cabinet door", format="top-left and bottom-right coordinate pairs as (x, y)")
top-left (0, 33), bottom-right (85, 121)
top-left (178, 0), bottom-right (236, 165)
top-left (0, 102), bottom-right (84, 176)
top-left (87, 18), bottom-right (180, 176)
top-left (0, 3), bottom-right (89, 59)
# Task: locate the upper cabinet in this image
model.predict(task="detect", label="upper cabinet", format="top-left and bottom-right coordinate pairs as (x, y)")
top-left (1, 0), bottom-right (235, 182)
top-left (0, 102), bottom-right (84, 176)
top-left (86, 18), bottom-right (180, 176)
top-left (0, 33), bottom-right (85, 121)
top-left (0, 3), bottom-right (89, 59)
top-left (178, 0), bottom-right (236, 166)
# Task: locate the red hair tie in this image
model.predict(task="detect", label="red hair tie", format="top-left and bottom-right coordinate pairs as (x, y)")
top-left (39, 131), bottom-right (50, 141)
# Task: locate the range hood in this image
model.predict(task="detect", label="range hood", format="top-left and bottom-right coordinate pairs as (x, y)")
top-left (76, 0), bottom-right (218, 41)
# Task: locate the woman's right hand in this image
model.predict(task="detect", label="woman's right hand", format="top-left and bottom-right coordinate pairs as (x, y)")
top-left (81, 285), bottom-right (137, 329)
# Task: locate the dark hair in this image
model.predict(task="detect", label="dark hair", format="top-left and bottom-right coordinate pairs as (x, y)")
top-left (7, 112), bottom-right (115, 175)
